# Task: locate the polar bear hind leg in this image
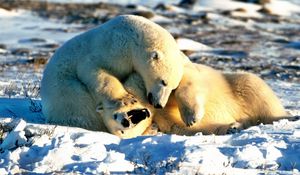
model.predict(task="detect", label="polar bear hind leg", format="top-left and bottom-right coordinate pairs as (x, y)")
top-left (224, 72), bottom-right (290, 126)
top-left (42, 79), bottom-right (107, 131)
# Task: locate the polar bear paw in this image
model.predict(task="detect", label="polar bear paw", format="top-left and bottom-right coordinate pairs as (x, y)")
top-left (183, 113), bottom-right (197, 127)
top-left (226, 122), bottom-right (244, 134)
top-left (181, 106), bottom-right (204, 127)
top-left (114, 93), bottom-right (139, 107)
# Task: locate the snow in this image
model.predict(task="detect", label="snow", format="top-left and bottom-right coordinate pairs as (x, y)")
top-left (0, 8), bottom-right (22, 17)
top-left (0, 9), bottom-right (82, 50)
top-left (0, 116), bottom-right (300, 174)
top-left (0, 119), bottom-right (27, 151)
top-left (197, 0), bottom-right (262, 18)
top-left (176, 38), bottom-right (212, 52)
top-left (264, 0), bottom-right (300, 16)
top-left (0, 119), bottom-right (132, 174)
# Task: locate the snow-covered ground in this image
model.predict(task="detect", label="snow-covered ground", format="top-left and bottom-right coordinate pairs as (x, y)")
top-left (0, 110), bottom-right (300, 174)
top-left (0, 0), bottom-right (300, 174)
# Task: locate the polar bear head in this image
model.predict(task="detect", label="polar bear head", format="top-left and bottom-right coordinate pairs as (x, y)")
top-left (97, 72), bottom-right (155, 138)
top-left (120, 15), bottom-right (185, 108)
top-left (97, 101), bottom-right (153, 139)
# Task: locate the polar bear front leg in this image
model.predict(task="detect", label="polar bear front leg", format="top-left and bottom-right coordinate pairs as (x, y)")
top-left (174, 66), bottom-right (207, 127)
top-left (77, 64), bottom-right (137, 110)
top-left (175, 88), bottom-right (205, 127)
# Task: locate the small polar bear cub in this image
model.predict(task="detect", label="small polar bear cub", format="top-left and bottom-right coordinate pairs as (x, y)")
top-left (41, 15), bottom-right (188, 132)
top-left (98, 63), bottom-right (291, 138)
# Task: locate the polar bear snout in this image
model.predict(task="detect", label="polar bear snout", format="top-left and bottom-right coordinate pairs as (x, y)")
top-left (121, 118), bottom-right (130, 128)
top-left (113, 113), bottom-right (130, 128)
top-left (148, 86), bottom-right (171, 108)
top-left (148, 93), bottom-right (162, 108)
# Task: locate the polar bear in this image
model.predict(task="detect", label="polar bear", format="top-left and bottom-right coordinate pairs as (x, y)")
top-left (155, 63), bottom-right (290, 135)
top-left (98, 63), bottom-right (290, 137)
top-left (41, 15), bottom-right (188, 132)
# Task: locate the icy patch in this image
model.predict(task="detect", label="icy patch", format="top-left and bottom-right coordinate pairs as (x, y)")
top-left (151, 15), bottom-right (173, 24)
top-left (0, 8), bottom-right (23, 17)
top-left (0, 9), bottom-right (83, 50)
top-left (206, 13), bottom-right (250, 28)
top-left (176, 38), bottom-right (212, 52)
top-left (269, 80), bottom-right (300, 116)
top-left (197, 0), bottom-right (262, 18)
top-left (264, 0), bottom-right (300, 16)
top-left (0, 98), bottom-right (44, 123)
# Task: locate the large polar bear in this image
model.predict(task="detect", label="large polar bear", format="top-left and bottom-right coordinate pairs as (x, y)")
top-left (98, 63), bottom-right (290, 138)
top-left (41, 15), bottom-right (190, 132)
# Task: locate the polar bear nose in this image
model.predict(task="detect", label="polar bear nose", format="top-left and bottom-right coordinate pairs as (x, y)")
top-left (148, 92), bottom-right (163, 108)
top-left (114, 113), bottom-right (130, 128)
top-left (121, 118), bottom-right (130, 128)
top-left (154, 104), bottom-right (163, 108)
top-left (148, 93), bottom-right (153, 105)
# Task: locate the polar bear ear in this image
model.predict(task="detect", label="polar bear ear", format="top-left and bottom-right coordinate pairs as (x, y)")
top-left (150, 51), bottom-right (160, 60)
top-left (96, 105), bottom-right (104, 113)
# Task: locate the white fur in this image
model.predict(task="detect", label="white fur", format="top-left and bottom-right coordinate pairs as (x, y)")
top-left (41, 15), bottom-right (185, 131)
top-left (105, 63), bottom-right (289, 137)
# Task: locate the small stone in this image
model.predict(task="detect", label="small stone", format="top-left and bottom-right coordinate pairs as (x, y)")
top-left (38, 43), bottom-right (59, 49)
top-left (18, 38), bottom-right (46, 43)
top-left (131, 10), bottom-right (155, 19)
top-left (0, 44), bottom-right (7, 49)
top-left (178, 0), bottom-right (198, 9)
top-left (11, 48), bottom-right (31, 55)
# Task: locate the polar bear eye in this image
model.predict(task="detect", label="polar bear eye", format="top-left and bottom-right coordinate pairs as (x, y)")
top-left (161, 80), bottom-right (168, 86)
top-left (150, 51), bottom-right (160, 60)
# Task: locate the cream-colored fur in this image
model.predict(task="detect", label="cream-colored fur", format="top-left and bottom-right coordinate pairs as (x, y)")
top-left (96, 93), bottom-right (153, 138)
top-left (155, 63), bottom-right (289, 135)
top-left (41, 15), bottom-right (186, 132)
top-left (99, 63), bottom-right (289, 138)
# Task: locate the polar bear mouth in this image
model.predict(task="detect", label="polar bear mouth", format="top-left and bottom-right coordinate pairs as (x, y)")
top-left (127, 108), bottom-right (150, 125)
top-left (118, 108), bottom-right (150, 128)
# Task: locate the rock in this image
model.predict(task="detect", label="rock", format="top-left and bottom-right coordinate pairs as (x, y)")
top-left (131, 10), bottom-right (155, 19)
top-left (11, 48), bottom-right (31, 55)
top-left (0, 44), bottom-right (7, 49)
top-left (37, 43), bottom-right (59, 49)
top-left (0, 119), bottom-right (27, 151)
top-left (178, 0), bottom-right (198, 8)
top-left (126, 4), bottom-right (137, 9)
top-left (18, 38), bottom-right (46, 43)
top-left (235, 0), bottom-right (270, 5)
top-left (155, 3), bottom-right (169, 11)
